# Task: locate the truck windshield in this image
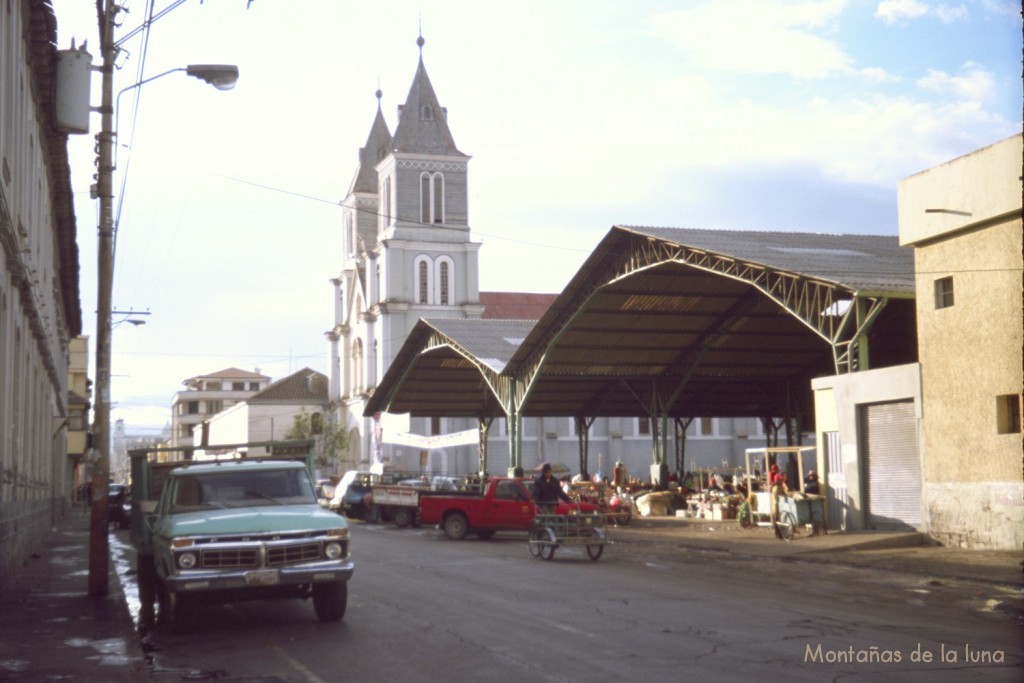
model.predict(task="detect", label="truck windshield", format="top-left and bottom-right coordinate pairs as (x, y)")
top-left (171, 468), bottom-right (317, 511)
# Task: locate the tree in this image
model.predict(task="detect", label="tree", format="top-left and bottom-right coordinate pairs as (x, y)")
top-left (285, 409), bottom-right (348, 474)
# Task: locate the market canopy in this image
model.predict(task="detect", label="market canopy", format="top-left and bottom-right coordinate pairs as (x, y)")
top-left (365, 225), bottom-right (917, 429)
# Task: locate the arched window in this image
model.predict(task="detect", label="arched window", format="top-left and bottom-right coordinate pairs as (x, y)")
top-left (344, 213), bottom-right (354, 257)
top-left (414, 255), bottom-right (433, 304)
top-left (420, 104), bottom-right (433, 121)
top-left (432, 174), bottom-right (444, 224)
top-left (419, 172), bottom-right (444, 225)
top-left (380, 176), bottom-right (392, 232)
top-left (435, 256), bottom-right (454, 306)
top-left (352, 339), bottom-right (364, 394)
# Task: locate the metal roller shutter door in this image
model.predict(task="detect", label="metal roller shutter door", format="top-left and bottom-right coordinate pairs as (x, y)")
top-left (864, 401), bottom-right (921, 530)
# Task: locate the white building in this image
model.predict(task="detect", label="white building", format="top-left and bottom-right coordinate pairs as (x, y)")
top-left (0, 0), bottom-right (83, 584)
top-left (170, 367), bottom-right (270, 448)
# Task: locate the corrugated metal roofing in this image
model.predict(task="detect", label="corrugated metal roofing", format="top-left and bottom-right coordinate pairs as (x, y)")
top-left (621, 226), bottom-right (915, 295)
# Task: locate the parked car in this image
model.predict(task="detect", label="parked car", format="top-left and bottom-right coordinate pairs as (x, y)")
top-left (108, 482), bottom-right (131, 530)
top-left (315, 479), bottom-right (336, 508)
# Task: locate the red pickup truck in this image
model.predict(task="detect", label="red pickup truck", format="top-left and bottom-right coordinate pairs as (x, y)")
top-left (418, 477), bottom-right (593, 540)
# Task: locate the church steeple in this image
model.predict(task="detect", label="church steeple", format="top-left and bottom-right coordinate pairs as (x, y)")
top-left (348, 89), bottom-right (394, 195)
top-left (391, 35), bottom-right (465, 157)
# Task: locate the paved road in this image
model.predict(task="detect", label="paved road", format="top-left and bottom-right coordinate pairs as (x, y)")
top-left (121, 523), bottom-right (1021, 683)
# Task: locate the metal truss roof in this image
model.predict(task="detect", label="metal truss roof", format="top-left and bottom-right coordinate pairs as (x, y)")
top-left (365, 226), bottom-right (917, 428)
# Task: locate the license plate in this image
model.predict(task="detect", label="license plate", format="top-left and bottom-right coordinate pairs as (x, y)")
top-left (244, 569), bottom-right (280, 586)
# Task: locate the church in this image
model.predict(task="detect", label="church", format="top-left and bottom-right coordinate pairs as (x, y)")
top-left (326, 36), bottom-right (786, 479)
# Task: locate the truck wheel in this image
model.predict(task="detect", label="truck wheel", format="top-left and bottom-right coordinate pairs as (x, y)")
top-left (157, 583), bottom-right (193, 634)
top-left (393, 508), bottom-right (414, 528)
top-left (312, 580), bottom-right (348, 622)
top-left (443, 512), bottom-right (469, 540)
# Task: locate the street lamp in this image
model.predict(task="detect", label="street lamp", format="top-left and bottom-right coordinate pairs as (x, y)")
top-left (89, 5), bottom-right (238, 598)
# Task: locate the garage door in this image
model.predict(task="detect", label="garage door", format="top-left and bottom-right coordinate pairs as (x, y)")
top-left (863, 401), bottom-right (921, 530)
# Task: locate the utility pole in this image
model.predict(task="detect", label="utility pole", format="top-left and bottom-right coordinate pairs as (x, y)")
top-left (88, 0), bottom-right (116, 598)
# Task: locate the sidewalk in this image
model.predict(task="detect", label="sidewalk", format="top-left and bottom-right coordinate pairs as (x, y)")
top-left (616, 515), bottom-right (1024, 588)
top-left (0, 507), bottom-right (147, 683)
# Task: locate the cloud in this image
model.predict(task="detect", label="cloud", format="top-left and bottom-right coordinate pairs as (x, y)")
top-left (650, 0), bottom-right (852, 78)
top-left (876, 0), bottom-right (969, 24)
top-left (916, 62), bottom-right (996, 101)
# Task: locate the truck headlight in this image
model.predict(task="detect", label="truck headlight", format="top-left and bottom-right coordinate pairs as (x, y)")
top-left (177, 552), bottom-right (197, 569)
top-left (324, 542), bottom-right (343, 559)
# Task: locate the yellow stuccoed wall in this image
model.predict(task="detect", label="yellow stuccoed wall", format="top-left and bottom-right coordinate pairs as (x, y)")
top-left (899, 134), bottom-right (1023, 549)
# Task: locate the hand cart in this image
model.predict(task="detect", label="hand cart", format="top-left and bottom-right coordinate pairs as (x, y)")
top-left (528, 510), bottom-right (607, 561)
top-left (776, 494), bottom-right (827, 541)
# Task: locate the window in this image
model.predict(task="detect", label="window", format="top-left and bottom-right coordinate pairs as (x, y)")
top-left (418, 260), bottom-right (430, 304)
top-left (381, 176), bottom-right (392, 232)
top-left (420, 104), bottom-right (433, 121)
top-left (934, 276), bottom-right (954, 309)
top-left (207, 400), bottom-right (223, 414)
top-left (187, 401), bottom-right (199, 415)
top-left (419, 172), bottom-right (444, 224)
top-left (637, 418), bottom-right (650, 436)
top-left (997, 394), bottom-right (1022, 434)
top-left (248, 382), bottom-right (260, 391)
top-left (232, 382), bottom-right (244, 391)
top-left (438, 258), bottom-right (451, 305)
top-left (495, 480), bottom-right (520, 500)
top-left (699, 417), bottom-right (716, 436)
top-left (206, 381), bottom-right (222, 390)
top-left (311, 412), bottom-right (323, 435)
top-left (430, 416), bottom-right (441, 435)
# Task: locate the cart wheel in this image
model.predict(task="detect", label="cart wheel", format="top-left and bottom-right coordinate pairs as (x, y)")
top-left (528, 522), bottom-right (543, 557)
top-left (540, 528), bottom-right (557, 561)
top-left (781, 513), bottom-right (796, 541)
top-left (586, 543), bottom-right (604, 560)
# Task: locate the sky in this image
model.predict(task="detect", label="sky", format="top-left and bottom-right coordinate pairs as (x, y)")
top-left (55, 0), bottom-right (1022, 435)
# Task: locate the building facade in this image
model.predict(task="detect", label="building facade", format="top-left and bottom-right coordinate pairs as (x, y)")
top-left (170, 367), bottom-right (270, 448)
top-left (328, 39), bottom-right (798, 480)
top-left (0, 0), bottom-right (83, 585)
top-left (897, 134), bottom-right (1023, 549)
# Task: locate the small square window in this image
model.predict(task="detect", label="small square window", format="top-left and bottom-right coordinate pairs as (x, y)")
top-left (934, 276), bottom-right (954, 309)
top-left (997, 394), bottom-right (1022, 434)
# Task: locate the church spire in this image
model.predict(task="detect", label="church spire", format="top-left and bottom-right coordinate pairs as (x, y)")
top-left (391, 33), bottom-right (465, 157)
top-left (347, 88), bottom-right (394, 195)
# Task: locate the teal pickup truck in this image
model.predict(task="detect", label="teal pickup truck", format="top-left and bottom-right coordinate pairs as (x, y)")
top-left (129, 441), bottom-right (354, 633)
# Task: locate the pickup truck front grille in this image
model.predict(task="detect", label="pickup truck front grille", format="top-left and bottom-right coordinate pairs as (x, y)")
top-left (202, 548), bottom-right (259, 569)
top-left (267, 542), bottom-right (323, 566)
top-left (195, 540), bottom-right (337, 570)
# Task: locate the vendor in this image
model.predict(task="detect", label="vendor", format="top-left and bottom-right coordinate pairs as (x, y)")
top-left (771, 472), bottom-right (789, 539)
top-left (804, 470), bottom-right (821, 495)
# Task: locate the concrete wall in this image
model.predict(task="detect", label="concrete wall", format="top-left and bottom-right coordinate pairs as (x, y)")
top-left (812, 364), bottom-right (923, 531)
top-left (898, 134), bottom-right (1023, 550)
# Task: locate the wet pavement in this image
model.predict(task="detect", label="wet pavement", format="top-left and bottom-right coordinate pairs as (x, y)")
top-left (0, 507), bottom-right (1019, 682)
top-left (0, 507), bottom-right (147, 682)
